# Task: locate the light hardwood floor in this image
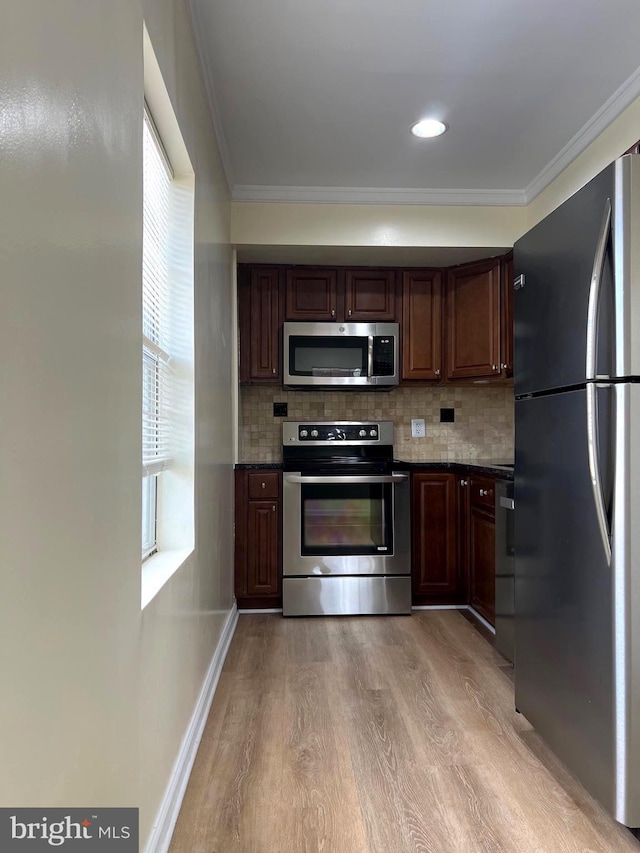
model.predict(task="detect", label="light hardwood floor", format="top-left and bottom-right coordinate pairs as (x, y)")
top-left (170, 612), bottom-right (640, 853)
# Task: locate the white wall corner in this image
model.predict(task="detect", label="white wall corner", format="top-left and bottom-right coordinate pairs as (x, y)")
top-left (144, 603), bottom-right (239, 853)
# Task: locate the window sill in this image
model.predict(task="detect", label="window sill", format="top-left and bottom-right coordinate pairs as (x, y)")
top-left (141, 548), bottom-right (193, 610)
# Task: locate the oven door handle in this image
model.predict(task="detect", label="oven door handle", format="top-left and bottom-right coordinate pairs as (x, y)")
top-left (284, 474), bottom-right (409, 485)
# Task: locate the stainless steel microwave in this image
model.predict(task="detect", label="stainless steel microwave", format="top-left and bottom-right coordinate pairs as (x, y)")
top-left (283, 321), bottom-right (400, 388)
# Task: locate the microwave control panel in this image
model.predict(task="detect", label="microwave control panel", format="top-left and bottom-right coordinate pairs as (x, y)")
top-left (372, 337), bottom-right (395, 376)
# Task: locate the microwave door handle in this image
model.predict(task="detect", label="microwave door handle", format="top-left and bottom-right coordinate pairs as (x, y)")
top-left (367, 336), bottom-right (374, 378)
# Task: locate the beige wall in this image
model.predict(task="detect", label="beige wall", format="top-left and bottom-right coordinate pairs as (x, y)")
top-left (231, 200), bottom-right (527, 251)
top-left (0, 1), bottom-right (233, 849)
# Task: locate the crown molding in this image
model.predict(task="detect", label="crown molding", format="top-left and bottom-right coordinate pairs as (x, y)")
top-left (186, 0), bottom-right (235, 193)
top-left (232, 185), bottom-right (527, 206)
top-left (524, 64), bottom-right (640, 203)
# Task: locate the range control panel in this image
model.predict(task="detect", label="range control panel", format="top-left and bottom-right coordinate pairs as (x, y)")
top-left (283, 421), bottom-right (394, 446)
top-left (298, 423), bottom-right (379, 441)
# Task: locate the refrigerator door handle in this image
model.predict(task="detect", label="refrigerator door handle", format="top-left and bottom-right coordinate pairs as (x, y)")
top-left (586, 382), bottom-right (612, 563)
top-left (586, 198), bottom-right (612, 380)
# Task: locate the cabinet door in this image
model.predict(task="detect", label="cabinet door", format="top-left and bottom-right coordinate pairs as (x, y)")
top-left (239, 265), bottom-right (281, 383)
top-left (500, 251), bottom-right (514, 378)
top-left (246, 500), bottom-right (280, 597)
top-left (411, 472), bottom-right (459, 602)
top-left (446, 258), bottom-right (501, 380)
top-left (285, 267), bottom-right (338, 320)
top-left (402, 269), bottom-right (442, 381)
top-left (235, 470), bottom-right (282, 606)
top-left (469, 504), bottom-right (496, 625)
top-left (457, 474), bottom-right (471, 602)
top-left (345, 268), bottom-right (397, 321)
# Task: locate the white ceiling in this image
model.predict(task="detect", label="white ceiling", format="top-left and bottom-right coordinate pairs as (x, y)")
top-left (189, 0), bottom-right (640, 205)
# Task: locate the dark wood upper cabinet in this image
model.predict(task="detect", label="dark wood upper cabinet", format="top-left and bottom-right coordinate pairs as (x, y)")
top-left (402, 269), bottom-right (442, 381)
top-left (412, 472), bottom-right (461, 602)
top-left (239, 254), bottom-right (513, 386)
top-left (344, 268), bottom-right (397, 321)
top-left (446, 257), bottom-right (501, 380)
top-left (238, 265), bottom-right (281, 384)
top-left (500, 251), bottom-right (514, 378)
top-left (285, 267), bottom-right (338, 321)
top-left (285, 266), bottom-right (395, 322)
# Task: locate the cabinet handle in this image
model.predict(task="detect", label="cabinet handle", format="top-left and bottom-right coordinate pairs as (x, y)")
top-left (461, 479), bottom-right (468, 487)
top-left (261, 482), bottom-right (266, 489)
top-left (272, 505), bottom-right (276, 512)
top-left (348, 309), bottom-right (352, 317)
top-left (480, 488), bottom-right (487, 496)
top-left (492, 364), bottom-right (498, 371)
top-left (331, 309), bottom-right (336, 317)
top-left (435, 368), bottom-right (441, 377)
top-left (501, 363), bottom-right (508, 370)
top-left (272, 368), bottom-right (276, 374)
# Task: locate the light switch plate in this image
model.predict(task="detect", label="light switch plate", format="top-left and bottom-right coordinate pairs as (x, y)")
top-left (411, 418), bottom-right (426, 438)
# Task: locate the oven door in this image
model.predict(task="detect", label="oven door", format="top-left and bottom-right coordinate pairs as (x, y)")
top-left (283, 473), bottom-right (410, 577)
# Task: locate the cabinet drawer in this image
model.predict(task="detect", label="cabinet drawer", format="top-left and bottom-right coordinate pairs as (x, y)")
top-left (470, 476), bottom-right (496, 512)
top-left (247, 471), bottom-right (280, 500)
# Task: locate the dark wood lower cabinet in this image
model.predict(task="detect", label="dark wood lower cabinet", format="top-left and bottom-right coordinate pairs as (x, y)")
top-left (234, 465), bottom-right (498, 619)
top-left (412, 472), bottom-right (463, 604)
top-left (469, 504), bottom-right (496, 626)
top-left (235, 470), bottom-right (282, 608)
top-left (411, 468), bottom-right (497, 625)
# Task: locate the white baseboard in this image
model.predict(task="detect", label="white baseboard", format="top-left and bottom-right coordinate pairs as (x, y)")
top-left (467, 606), bottom-right (496, 635)
top-left (237, 608), bottom-right (282, 614)
top-left (145, 603), bottom-right (239, 853)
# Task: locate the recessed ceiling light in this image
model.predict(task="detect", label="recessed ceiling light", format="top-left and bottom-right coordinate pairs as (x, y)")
top-left (410, 119), bottom-right (448, 138)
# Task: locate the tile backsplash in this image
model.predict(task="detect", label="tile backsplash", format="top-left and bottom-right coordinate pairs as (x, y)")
top-left (239, 385), bottom-right (514, 463)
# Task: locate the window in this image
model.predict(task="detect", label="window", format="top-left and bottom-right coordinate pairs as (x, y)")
top-left (142, 108), bottom-right (173, 559)
top-left (141, 26), bottom-right (195, 606)
top-left (141, 101), bottom-right (195, 583)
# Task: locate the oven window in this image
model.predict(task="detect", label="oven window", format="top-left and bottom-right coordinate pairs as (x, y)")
top-left (301, 482), bottom-right (393, 556)
top-left (289, 335), bottom-right (367, 377)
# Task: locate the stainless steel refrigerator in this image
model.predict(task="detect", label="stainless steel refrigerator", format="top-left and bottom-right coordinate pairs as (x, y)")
top-left (514, 153), bottom-right (640, 828)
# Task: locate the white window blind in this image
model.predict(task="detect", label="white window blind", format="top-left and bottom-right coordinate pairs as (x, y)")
top-left (142, 108), bottom-right (175, 478)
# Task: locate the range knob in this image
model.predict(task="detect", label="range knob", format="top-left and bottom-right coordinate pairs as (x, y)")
top-left (359, 429), bottom-right (367, 437)
top-left (369, 428), bottom-right (377, 437)
top-left (311, 429), bottom-right (319, 438)
top-left (299, 429), bottom-right (308, 438)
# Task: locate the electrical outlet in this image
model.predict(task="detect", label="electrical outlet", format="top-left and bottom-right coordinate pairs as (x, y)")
top-left (411, 418), bottom-right (426, 438)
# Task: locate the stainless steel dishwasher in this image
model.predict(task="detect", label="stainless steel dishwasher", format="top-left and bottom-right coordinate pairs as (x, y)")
top-left (495, 479), bottom-right (515, 663)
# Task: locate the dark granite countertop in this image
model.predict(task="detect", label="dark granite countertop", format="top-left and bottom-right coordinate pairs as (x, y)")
top-left (394, 460), bottom-right (514, 478)
top-left (235, 460), bottom-right (513, 478)
top-left (235, 462), bottom-right (284, 470)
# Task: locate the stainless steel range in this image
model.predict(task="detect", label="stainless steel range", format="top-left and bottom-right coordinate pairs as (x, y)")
top-left (282, 421), bottom-right (411, 616)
